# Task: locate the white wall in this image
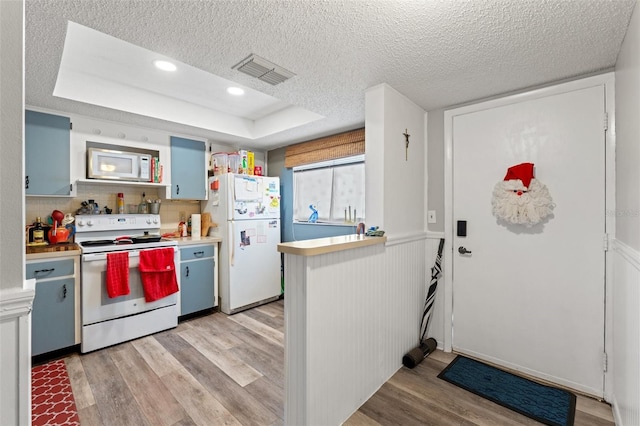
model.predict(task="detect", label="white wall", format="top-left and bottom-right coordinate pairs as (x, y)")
top-left (426, 109), bottom-right (445, 232)
top-left (615, 1), bottom-right (640, 252)
top-left (612, 2), bottom-right (640, 425)
top-left (0, 1), bottom-right (33, 425)
top-left (365, 84), bottom-right (426, 237)
top-left (364, 84), bottom-right (447, 345)
top-left (0, 0), bottom-right (25, 292)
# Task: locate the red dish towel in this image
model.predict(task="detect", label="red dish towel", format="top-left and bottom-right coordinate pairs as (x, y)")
top-left (106, 252), bottom-right (130, 298)
top-left (138, 248), bottom-right (178, 302)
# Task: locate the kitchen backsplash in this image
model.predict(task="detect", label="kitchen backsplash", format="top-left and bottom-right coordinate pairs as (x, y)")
top-left (26, 182), bottom-right (200, 234)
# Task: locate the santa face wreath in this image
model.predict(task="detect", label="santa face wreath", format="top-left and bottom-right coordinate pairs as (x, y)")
top-left (491, 162), bottom-right (554, 227)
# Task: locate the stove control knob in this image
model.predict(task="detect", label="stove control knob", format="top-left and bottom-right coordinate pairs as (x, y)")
top-left (146, 218), bottom-right (152, 224)
top-left (87, 220), bottom-right (94, 227)
top-left (76, 219), bottom-right (84, 226)
top-left (153, 217), bottom-right (159, 224)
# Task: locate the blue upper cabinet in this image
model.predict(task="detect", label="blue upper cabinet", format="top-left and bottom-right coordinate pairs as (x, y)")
top-left (25, 110), bottom-right (72, 196)
top-left (170, 136), bottom-right (206, 200)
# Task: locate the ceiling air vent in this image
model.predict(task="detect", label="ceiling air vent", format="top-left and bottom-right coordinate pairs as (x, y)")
top-left (232, 54), bottom-right (295, 85)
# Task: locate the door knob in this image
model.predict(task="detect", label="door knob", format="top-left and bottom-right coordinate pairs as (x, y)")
top-left (458, 246), bottom-right (472, 254)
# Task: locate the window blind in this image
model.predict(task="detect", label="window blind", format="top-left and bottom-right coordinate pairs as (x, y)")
top-left (284, 128), bottom-right (365, 168)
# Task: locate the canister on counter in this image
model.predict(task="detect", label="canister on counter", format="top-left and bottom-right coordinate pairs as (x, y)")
top-left (191, 214), bottom-right (201, 237)
top-left (212, 152), bottom-right (228, 175)
top-left (228, 152), bottom-right (241, 174)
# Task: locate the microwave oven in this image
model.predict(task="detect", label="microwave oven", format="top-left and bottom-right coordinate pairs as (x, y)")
top-left (87, 147), bottom-right (151, 182)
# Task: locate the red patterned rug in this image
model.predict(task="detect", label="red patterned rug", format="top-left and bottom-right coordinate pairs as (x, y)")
top-left (32, 359), bottom-right (80, 426)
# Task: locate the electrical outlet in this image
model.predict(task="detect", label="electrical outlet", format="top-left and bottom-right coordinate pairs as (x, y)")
top-left (427, 210), bottom-right (437, 224)
top-left (179, 211), bottom-right (186, 222)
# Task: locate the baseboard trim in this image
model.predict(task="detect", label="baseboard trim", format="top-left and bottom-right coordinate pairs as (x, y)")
top-left (426, 231), bottom-right (445, 239)
top-left (385, 231), bottom-right (428, 246)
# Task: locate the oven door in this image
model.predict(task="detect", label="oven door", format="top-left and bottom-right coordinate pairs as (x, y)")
top-left (81, 247), bottom-right (178, 325)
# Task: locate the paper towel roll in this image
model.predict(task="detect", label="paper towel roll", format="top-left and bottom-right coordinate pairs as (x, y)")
top-left (191, 214), bottom-right (201, 237)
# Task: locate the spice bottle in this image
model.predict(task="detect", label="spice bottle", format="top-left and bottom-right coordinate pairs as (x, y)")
top-left (117, 193), bottom-right (125, 214)
top-left (139, 192), bottom-right (148, 214)
top-left (33, 217), bottom-right (45, 243)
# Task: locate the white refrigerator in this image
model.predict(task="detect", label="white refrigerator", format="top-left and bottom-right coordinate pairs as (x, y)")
top-left (201, 174), bottom-right (281, 314)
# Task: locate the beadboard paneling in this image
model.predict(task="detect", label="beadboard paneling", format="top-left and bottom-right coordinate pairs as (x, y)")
top-left (284, 238), bottom-right (426, 425)
top-left (612, 240), bottom-right (640, 426)
top-left (0, 286), bottom-right (35, 426)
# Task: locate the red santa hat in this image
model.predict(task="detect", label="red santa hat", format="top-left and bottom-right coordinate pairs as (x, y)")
top-left (503, 163), bottom-right (535, 189)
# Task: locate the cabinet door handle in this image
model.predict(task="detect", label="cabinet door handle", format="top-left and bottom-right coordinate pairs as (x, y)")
top-left (194, 251), bottom-right (204, 257)
top-left (176, 184), bottom-right (180, 195)
top-left (25, 175), bottom-right (29, 189)
top-left (34, 268), bottom-right (55, 274)
top-left (186, 266), bottom-right (189, 277)
top-left (63, 284), bottom-right (67, 299)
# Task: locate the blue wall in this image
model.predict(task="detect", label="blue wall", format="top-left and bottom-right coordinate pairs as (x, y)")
top-left (280, 168), bottom-right (295, 242)
top-left (280, 168), bottom-right (357, 242)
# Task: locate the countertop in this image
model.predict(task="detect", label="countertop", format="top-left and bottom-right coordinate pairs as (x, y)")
top-left (278, 234), bottom-right (387, 257)
top-left (165, 236), bottom-right (222, 246)
top-left (26, 243), bottom-right (81, 260)
top-left (24, 236), bottom-right (221, 259)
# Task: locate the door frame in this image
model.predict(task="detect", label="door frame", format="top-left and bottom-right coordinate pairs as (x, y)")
top-left (442, 72), bottom-right (616, 399)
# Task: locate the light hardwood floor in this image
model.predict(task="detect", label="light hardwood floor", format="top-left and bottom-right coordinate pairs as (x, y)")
top-left (62, 300), bottom-right (614, 425)
top-left (344, 350), bottom-right (615, 426)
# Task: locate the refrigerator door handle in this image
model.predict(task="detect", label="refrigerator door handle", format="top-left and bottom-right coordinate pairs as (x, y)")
top-left (226, 174), bottom-right (234, 219)
top-left (230, 221), bottom-right (235, 266)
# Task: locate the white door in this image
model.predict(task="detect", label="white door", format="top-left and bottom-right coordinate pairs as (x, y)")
top-left (450, 83), bottom-right (607, 396)
top-left (228, 219), bottom-right (281, 311)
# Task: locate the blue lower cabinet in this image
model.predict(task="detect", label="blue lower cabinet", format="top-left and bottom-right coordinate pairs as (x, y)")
top-left (32, 277), bottom-right (75, 356)
top-left (180, 248), bottom-right (215, 316)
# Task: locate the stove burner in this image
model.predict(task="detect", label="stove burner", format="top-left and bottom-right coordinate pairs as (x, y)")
top-left (80, 239), bottom-right (136, 247)
top-left (80, 236), bottom-right (166, 247)
top-left (80, 240), bottom-right (118, 247)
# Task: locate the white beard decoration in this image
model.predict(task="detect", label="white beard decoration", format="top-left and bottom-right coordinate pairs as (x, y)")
top-left (492, 164), bottom-right (554, 227)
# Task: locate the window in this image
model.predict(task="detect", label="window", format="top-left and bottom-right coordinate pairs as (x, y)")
top-left (293, 155), bottom-right (365, 224)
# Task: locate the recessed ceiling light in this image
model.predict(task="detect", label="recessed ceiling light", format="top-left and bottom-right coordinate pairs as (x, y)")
top-left (153, 60), bottom-right (177, 72)
top-left (227, 87), bottom-right (245, 96)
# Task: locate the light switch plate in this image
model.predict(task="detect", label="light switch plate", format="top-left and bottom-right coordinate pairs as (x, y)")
top-left (427, 210), bottom-right (436, 224)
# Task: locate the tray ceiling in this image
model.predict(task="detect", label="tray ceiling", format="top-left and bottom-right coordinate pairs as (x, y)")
top-left (25, 0), bottom-right (636, 150)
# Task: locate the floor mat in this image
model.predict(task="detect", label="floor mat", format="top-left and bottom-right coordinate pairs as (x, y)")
top-left (438, 355), bottom-right (576, 426)
top-left (32, 359), bottom-right (80, 426)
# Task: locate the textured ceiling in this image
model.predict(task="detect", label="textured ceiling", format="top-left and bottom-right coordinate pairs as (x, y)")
top-left (25, 0), bottom-right (636, 150)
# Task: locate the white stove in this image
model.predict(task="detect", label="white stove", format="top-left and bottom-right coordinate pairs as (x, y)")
top-left (76, 214), bottom-right (179, 353)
